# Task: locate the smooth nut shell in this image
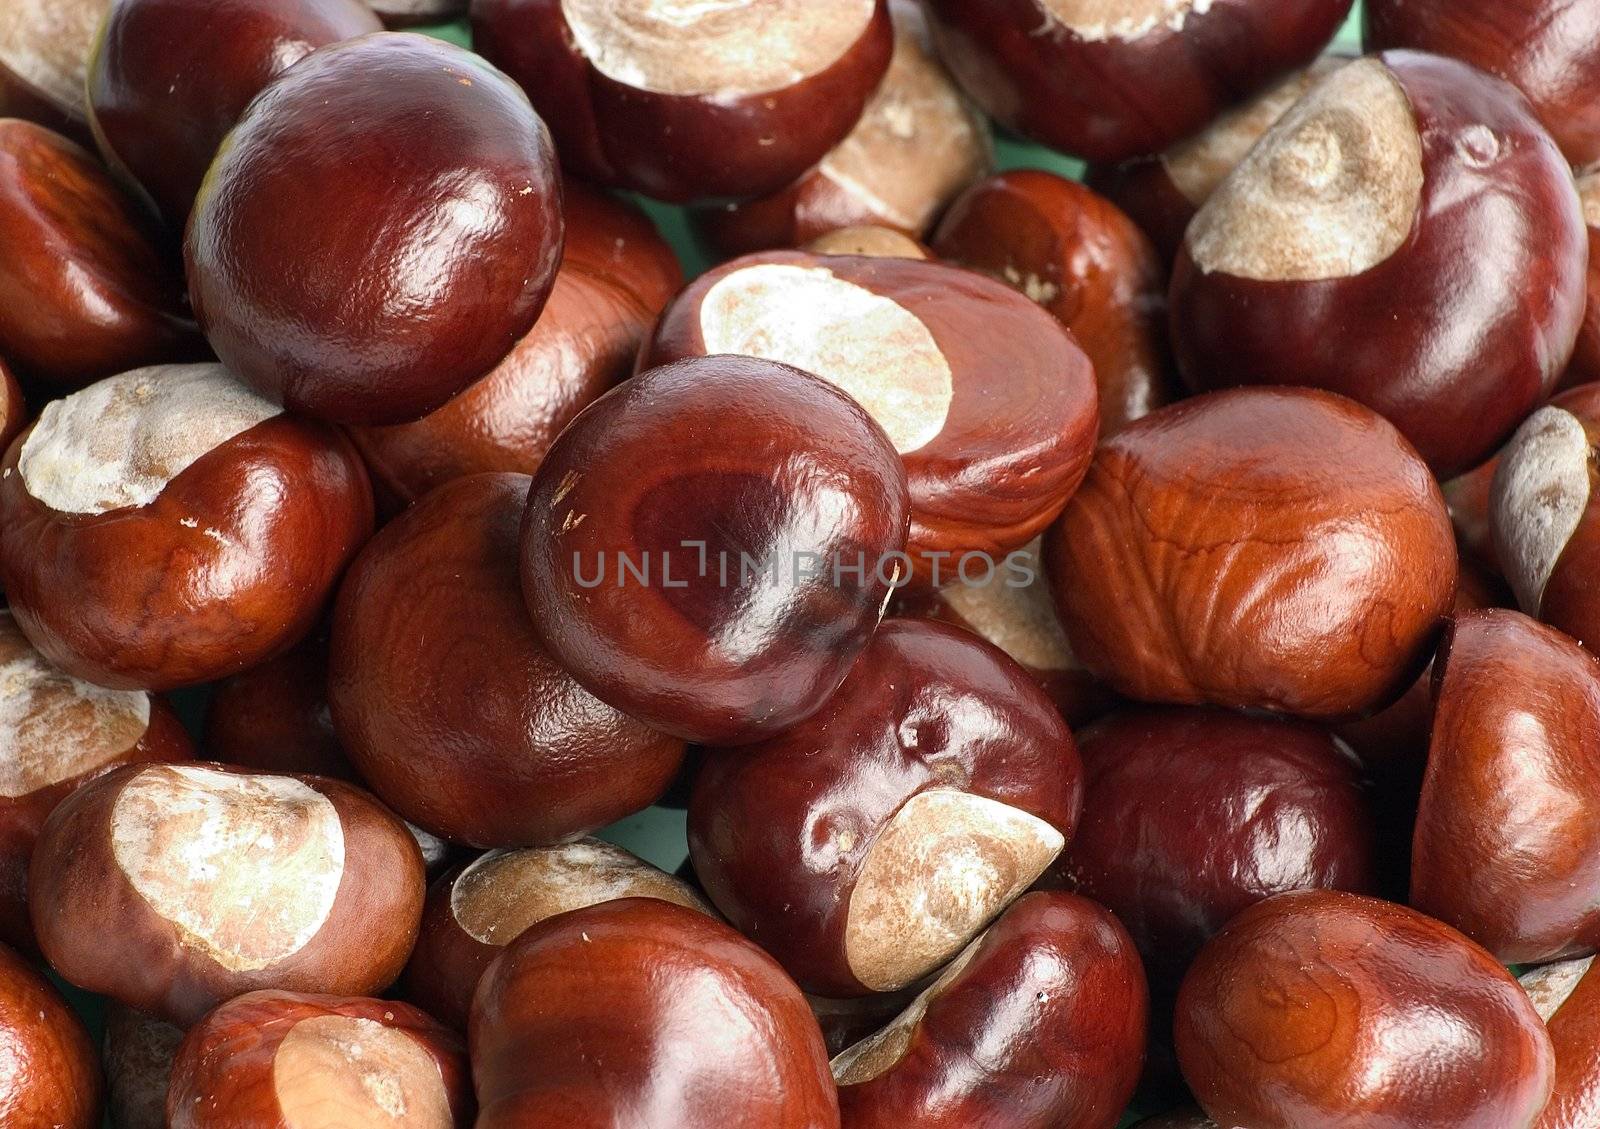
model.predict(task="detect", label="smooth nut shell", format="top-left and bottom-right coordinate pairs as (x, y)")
top-left (1524, 957), bottom-right (1600, 1129)
top-left (471, 897), bottom-right (840, 1129)
top-left (204, 634), bottom-right (355, 781)
top-left (186, 32), bottom-right (563, 425)
top-left (1046, 387), bottom-right (1457, 720)
top-left (332, 472), bottom-right (685, 846)
top-left (1175, 889), bottom-right (1555, 1129)
top-left (0, 940), bottom-right (101, 1128)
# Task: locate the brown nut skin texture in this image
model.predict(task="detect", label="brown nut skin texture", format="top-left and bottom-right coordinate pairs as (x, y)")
top-left (348, 182), bottom-right (682, 507)
top-left (1176, 889), bottom-right (1554, 1129)
top-left (837, 891), bottom-right (1146, 1129)
top-left (470, 0), bottom-right (893, 204)
top-left (0, 693), bottom-right (193, 955)
top-left (87, 0), bottom-right (381, 229)
top-left (29, 762), bottom-right (425, 1027)
top-left (519, 356), bottom-right (910, 746)
top-left (105, 1004), bottom-right (183, 1129)
top-left (810, 989), bottom-right (920, 1059)
top-left (1565, 219), bottom-right (1600, 389)
top-left (0, 360), bottom-right (27, 456)
top-left (367, 0), bottom-right (466, 27)
top-left (203, 634), bottom-right (355, 781)
top-left (1413, 609), bottom-right (1600, 964)
top-left (1050, 707), bottom-right (1377, 993)
top-left (0, 412), bottom-right (375, 692)
top-left (167, 990), bottom-right (471, 1129)
top-left (186, 33), bottom-right (563, 426)
top-left (922, 0), bottom-right (1351, 163)
top-left (0, 940), bottom-right (102, 1128)
top-left (1045, 387), bottom-right (1458, 720)
top-left (643, 252), bottom-right (1099, 573)
top-left (0, 119), bottom-right (198, 389)
top-left (1365, 0), bottom-right (1600, 167)
top-left (332, 473), bottom-right (684, 846)
top-left (1534, 959), bottom-right (1600, 1129)
top-left (932, 169), bottom-right (1177, 434)
top-left (471, 897), bottom-right (839, 1129)
top-left (1170, 51), bottom-right (1588, 478)
top-left (688, 618), bottom-right (1083, 998)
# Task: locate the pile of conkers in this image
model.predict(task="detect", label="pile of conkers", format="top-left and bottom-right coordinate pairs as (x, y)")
top-left (0, 0), bottom-right (1597, 1126)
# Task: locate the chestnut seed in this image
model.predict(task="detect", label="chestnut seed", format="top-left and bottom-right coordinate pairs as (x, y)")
top-left (1085, 54), bottom-right (1348, 262)
top-left (30, 761), bottom-right (425, 1025)
top-left (0, 119), bottom-right (197, 388)
top-left (1175, 890), bottom-right (1555, 1129)
top-left (895, 537), bottom-right (1119, 727)
top-left (642, 252), bottom-right (1099, 577)
top-left (331, 472), bottom-right (686, 845)
top-left (167, 990), bottom-right (472, 1129)
top-left (1490, 383), bottom-right (1600, 648)
top-left (0, 939), bottom-right (102, 1128)
top-left (1520, 956), bottom-right (1600, 1129)
top-left (105, 1004), bottom-right (183, 1129)
top-left (186, 32), bottom-right (564, 425)
top-left (804, 226), bottom-right (931, 259)
top-left (87, 0), bottom-right (382, 229)
top-left (689, 618), bottom-right (1082, 998)
top-left (694, 0), bottom-right (990, 257)
top-left (0, 363), bottom-right (374, 691)
top-left (922, 0), bottom-right (1352, 163)
top-left (204, 633), bottom-right (355, 782)
top-left (472, 897), bottom-right (840, 1128)
top-left (519, 356), bottom-right (911, 746)
top-left (0, 357), bottom-right (27, 455)
top-left (1169, 51), bottom-right (1588, 478)
top-left (931, 169), bottom-right (1177, 433)
top-left (0, 0), bottom-right (107, 139)
top-left (0, 609), bottom-right (194, 953)
top-left (1413, 609), bottom-right (1600, 964)
top-left (1565, 171), bottom-right (1600, 388)
top-left (1365, 0), bottom-right (1600, 167)
top-left (347, 182), bottom-right (682, 507)
top-left (1046, 386), bottom-right (1457, 720)
top-left (833, 891), bottom-right (1146, 1129)
top-left (471, 0), bottom-right (895, 204)
top-left (404, 838), bottom-right (711, 1029)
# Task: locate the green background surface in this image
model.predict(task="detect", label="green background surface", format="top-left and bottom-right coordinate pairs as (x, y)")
top-left (72, 5), bottom-right (1367, 1126)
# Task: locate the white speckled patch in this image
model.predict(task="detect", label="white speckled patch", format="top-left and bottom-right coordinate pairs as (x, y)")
top-left (1520, 956), bottom-right (1594, 1023)
top-left (19, 364), bottom-right (280, 515)
top-left (1187, 58), bottom-right (1423, 281)
top-left (831, 934), bottom-right (982, 1083)
top-left (111, 765), bottom-right (344, 973)
top-left (700, 262), bottom-right (953, 453)
top-left (1491, 406), bottom-right (1592, 615)
top-left (1042, 0), bottom-right (1212, 42)
top-left (275, 1015), bottom-right (452, 1129)
top-left (0, 0), bottom-right (105, 115)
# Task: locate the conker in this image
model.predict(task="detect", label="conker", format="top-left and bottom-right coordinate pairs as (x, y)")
top-left (0, 364), bottom-right (374, 690)
top-left (348, 182), bottom-right (682, 507)
top-left (519, 355), bottom-right (910, 746)
top-left (805, 226), bottom-right (931, 259)
top-left (204, 633), bottom-right (354, 782)
top-left (471, 897), bottom-right (840, 1128)
top-left (1490, 383), bottom-right (1600, 649)
top-left (331, 472), bottom-right (685, 845)
top-left (167, 991), bottom-right (471, 1129)
top-left (1365, 0), bottom-right (1600, 167)
top-left (104, 1004), bottom-right (183, 1129)
top-left (404, 838), bottom-right (710, 1029)
top-left (0, 939), bottom-right (102, 1128)
top-left (689, 618), bottom-right (1082, 997)
top-left (1045, 387), bottom-right (1457, 720)
top-left (0, 0), bottom-right (107, 139)
top-left (186, 32), bottom-right (564, 425)
top-left (471, 0), bottom-right (895, 203)
top-left (1521, 955), bottom-right (1600, 1129)
top-left (0, 609), bottom-right (193, 952)
top-left (0, 119), bottom-right (196, 388)
top-left (1086, 54), bottom-right (1348, 262)
top-left (931, 169), bottom-right (1177, 433)
top-left (642, 251), bottom-right (1099, 576)
top-left (694, 0), bottom-right (990, 256)
top-left (1169, 52), bottom-right (1588, 477)
top-left (1567, 171), bottom-right (1600, 388)
top-left (30, 761), bottom-right (425, 1025)
top-left (1176, 890), bottom-right (1555, 1129)
top-left (87, 0), bottom-right (382, 228)
top-left (833, 891), bottom-right (1146, 1129)
top-left (1413, 609), bottom-right (1600, 964)
top-left (922, 0), bottom-right (1352, 162)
